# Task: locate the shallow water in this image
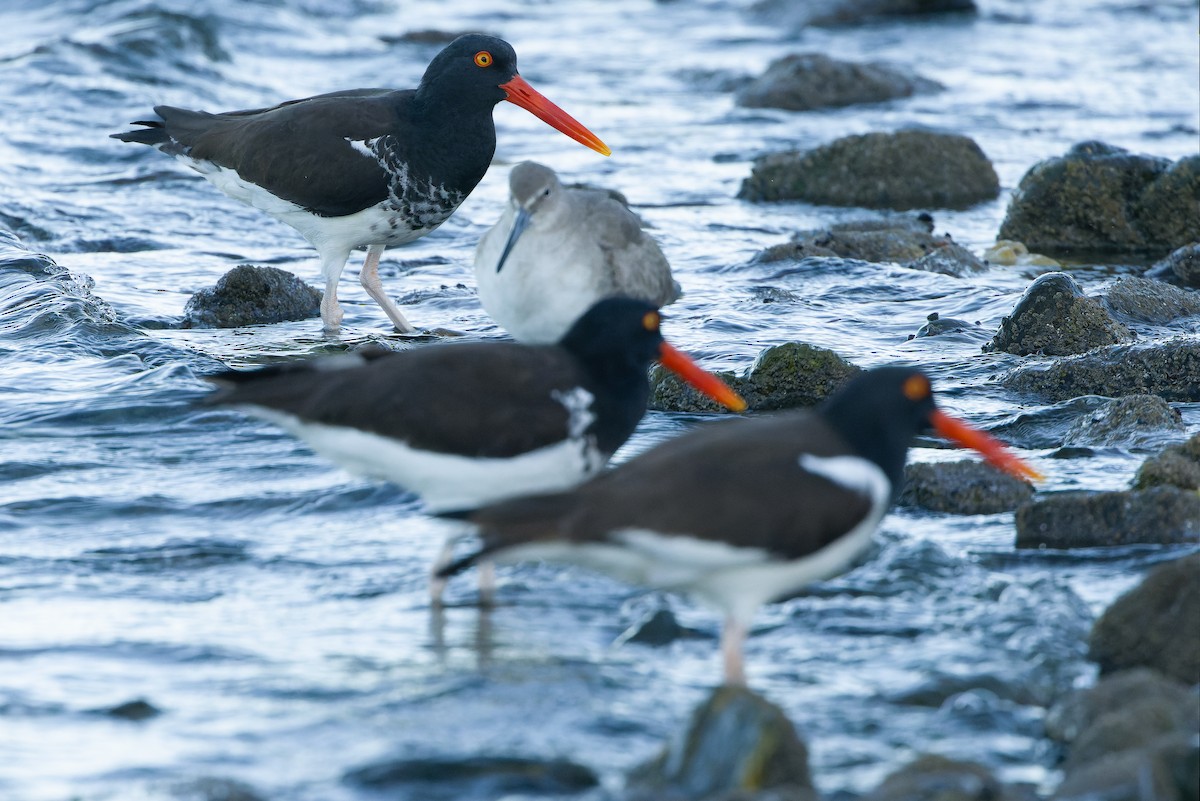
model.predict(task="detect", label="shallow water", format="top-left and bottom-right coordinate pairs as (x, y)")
top-left (1, 0), bottom-right (1198, 799)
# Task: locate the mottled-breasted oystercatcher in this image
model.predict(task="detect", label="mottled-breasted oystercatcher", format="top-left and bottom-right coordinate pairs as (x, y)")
top-left (204, 297), bottom-right (745, 599)
top-left (439, 367), bottom-right (1042, 683)
top-left (475, 161), bottom-right (679, 343)
top-left (113, 34), bottom-right (610, 333)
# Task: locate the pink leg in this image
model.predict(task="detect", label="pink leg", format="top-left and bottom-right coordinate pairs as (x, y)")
top-left (428, 538), bottom-right (454, 607)
top-left (478, 560), bottom-right (496, 608)
top-left (359, 245), bottom-right (415, 333)
top-left (721, 616), bottom-right (748, 687)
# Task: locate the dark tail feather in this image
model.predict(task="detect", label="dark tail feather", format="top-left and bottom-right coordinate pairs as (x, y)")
top-left (437, 550), bottom-right (485, 579)
top-left (111, 119), bottom-right (169, 145)
top-left (435, 491), bottom-right (584, 579)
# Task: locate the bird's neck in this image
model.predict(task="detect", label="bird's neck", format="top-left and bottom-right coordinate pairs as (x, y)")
top-left (820, 399), bottom-right (913, 498)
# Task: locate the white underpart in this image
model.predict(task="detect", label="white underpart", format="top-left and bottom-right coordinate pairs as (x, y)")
top-left (243, 388), bottom-right (606, 513)
top-left (497, 454), bottom-right (892, 626)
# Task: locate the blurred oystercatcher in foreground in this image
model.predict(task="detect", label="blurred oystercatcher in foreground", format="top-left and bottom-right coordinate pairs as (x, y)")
top-left (439, 367), bottom-right (1042, 683)
top-left (114, 34), bottom-right (610, 333)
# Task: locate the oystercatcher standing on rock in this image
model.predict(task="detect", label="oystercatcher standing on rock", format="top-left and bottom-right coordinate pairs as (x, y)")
top-left (113, 34), bottom-right (610, 333)
top-left (203, 297), bottom-right (745, 602)
top-left (439, 367), bottom-right (1042, 684)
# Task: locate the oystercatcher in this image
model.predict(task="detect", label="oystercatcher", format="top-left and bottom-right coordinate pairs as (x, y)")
top-left (439, 367), bottom-right (1042, 684)
top-left (113, 34), bottom-right (610, 333)
top-left (474, 161), bottom-right (680, 343)
top-left (204, 297), bottom-right (745, 600)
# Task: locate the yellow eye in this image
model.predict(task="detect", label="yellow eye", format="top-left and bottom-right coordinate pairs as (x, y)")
top-left (902, 374), bottom-right (931, 401)
top-left (474, 51), bottom-right (493, 68)
top-left (642, 311), bottom-right (660, 332)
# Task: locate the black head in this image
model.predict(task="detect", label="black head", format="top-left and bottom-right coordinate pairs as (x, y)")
top-left (557, 296), bottom-right (664, 369)
top-left (417, 34), bottom-right (519, 107)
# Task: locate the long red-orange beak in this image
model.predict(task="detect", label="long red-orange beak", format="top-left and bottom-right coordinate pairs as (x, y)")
top-left (930, 409), bottom-right (1043, 482)
top-left (658, 342), bottom-right (747, 413)
top-left (500, 74), bottom-right (611, 156)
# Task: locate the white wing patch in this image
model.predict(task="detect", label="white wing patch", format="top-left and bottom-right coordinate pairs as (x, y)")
top-left (798, 453), bottom-right (891, 509)
top-left (345, 138), bottom-right (377, 159)
top-left (551, 387), bottom-right (596, 439)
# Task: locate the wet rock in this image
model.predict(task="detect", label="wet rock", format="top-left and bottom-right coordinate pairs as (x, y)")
top-left (1133, 432), bottom-right (1200, 490)
top-left (1145, 242), bottom-right (1200, 288)
top-left (1061, 395), bottom-right (1183, 447)
top-left (1001, 338), bottom-right (1200, 402)
top-left (983, 272), bottom-right (1134, 356)
top-left (739, 130), bottom-right (1000, 210)
top-left (650, 342), bottom-right (860, 413)
top-left (1088, 553), bottom-right (1200, 685)
top-left (982, 240), bottom-right (1060, 267)
top-left (905, 242), bottom-right (987, 277)
top-left (627, 685), bottom-right (815, 801)
top-left (345, 755), bottom-right (598, 797)
top-left (897, 460), bottom-right (1034, 514)
top-left (615, 608), bottom-right (707, 647)
top-left (911, 312), bottom-right (987, 339)
top-left (754, 214), bottom-right (942, 264)
top-left (1014, 487), bottom-right (1200, 549)
top-left (1050, 734), bottom-right (1200, 801)
top-left (863, 754), bottom-right (1014, 801)
top-left (96, 698), bottom-right (161, 721)
top-left (998, 142), bottom-right (1200, 258)
top-left (750, 0), bottom-right (976, 28)
top-left (181, 265), bottom-right (322, 329)
top-left (1101, 276), bottom-right (1200, 325)
top-left (736, 53), bottom-right (942, 111)
top-left (1046, 669), bottom-right (1200, 775)
top-left (171, 778), bottom-right (266, 801)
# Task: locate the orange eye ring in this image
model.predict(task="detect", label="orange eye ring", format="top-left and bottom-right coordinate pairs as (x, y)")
top-left (902, 374), bottom-right (931, 401)
top-left (642, 311), bottom-right (660, 332)
top-left (474, 51), bottom-right (493, 68)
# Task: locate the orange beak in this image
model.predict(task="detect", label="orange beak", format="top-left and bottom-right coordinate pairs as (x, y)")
top-left (930, 409), bottom-right (1043, 482)
top-left (657, 342), bottom-right (747, 413)
top-left (500, 74), bottom-right (611, 156)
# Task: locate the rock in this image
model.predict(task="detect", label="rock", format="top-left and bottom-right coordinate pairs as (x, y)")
top-left (754, 215), bottom-right (942, 264)
top-left (1001, 338), bottom-right (1200, 402)
top-left (1014, 487), bottom-right (1200, 549)
top-left (863, 754), bottom-right (1013, 801)
top-left (1101, 276), bottom-right (1200, 325)
top-left (1133, 433), bottom-right (1200, 490)
top-left (181, 265), bottom-right (322, 329)
top-left (983, 272), bottom-right (1134, 356)
top-left (1057, 682), bottom-right (1200, 773)
top-left (345, 756), bottom-right (599, 796)
top-left (750, 0), bottom-right (976, 28)
top-left (96, 698), bottom-right (161, 721)
top-left (736, 53), bottom-right (942, 111)
top-left (905, 242), bottom-right (987, 277)
top-left (1051, 733), bottom-right (1200, 801)
top-left (170, 778), bottom-right (267, 801)
top-left (1061, 395), bottom-right (1183, 447)
top-left (998, 143), bottom-right (1200, 258)
top-left (1088, 553), bottom-right (1200, 685)
top-left (1145, 242), bottom-right (1200, 288)
top-left (982, 240), bottom-right (1060, 267)
top-left (650, 342), bottom-right (860, 413)
top-left (911, 312), bottom-right (987, 339)
top-left (739, 130), bottom-right (1000, 210)
top-left (897, 460), bottom-right (1034, 514)
top-left (1045, 668), bottom-right (1197, 744)
top-left (615, 608), bottom-right (707, 647)
top-left (627, 685), bottom-right (815, 801)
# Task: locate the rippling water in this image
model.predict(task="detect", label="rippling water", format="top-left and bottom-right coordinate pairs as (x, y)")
top-left (1, 1), bottom-right (1198, 799)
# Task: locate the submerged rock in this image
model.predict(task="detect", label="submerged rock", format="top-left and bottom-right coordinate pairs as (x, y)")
top-left (95, 698), bottom-right (161, 721)
top-left (345, 755), bottom-right (598, 797)
top-left (627, 685), bottom-right (815, 801)
top-left (905, 242), bottom-right (987, 277)
top-left (750, 0), bottom-right (976, 28)
top-left (170, 778), bottom-right (266, 801)
top-left (1061, 395), bottom-right (1183, 447)
top-left (898, 460), bottom-right (1034, 514)
top-left (754, 214), bottom-right (941, 264)
top-left (1014, 487), bottom-right (1200, 549)
top-left (983, 272), bottom-right (1134, 357)
top-left (1145, 242), bottom-right (1200, 288)
top-left (181, 265), bottom-right (322, 329)
top-left (739, 130), bottom-right (1000, 210)
top-left (615, 608), bottom-right (707, 647)
top-left (1050, 734), bottom-right (1199, 801)
top-left (1088, 552), bottom-right (1200, 685)
top-left (911, 312), bottom-right (987, 339)
top-left (998, 142), bottom-right (1200, 258)
top-left (1001, 338), bottom-right (1200, 402)
top-left (736, 53), bottom-right (942, 111)
top-left (1132, 432), bottom-right (1200, 490)
top-left (863, 754), bottom-right (1014, 801)
top-left (650, 341), bottom-right (860, 413)
top-left (1101, 276), bottom-right (1200, 325)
